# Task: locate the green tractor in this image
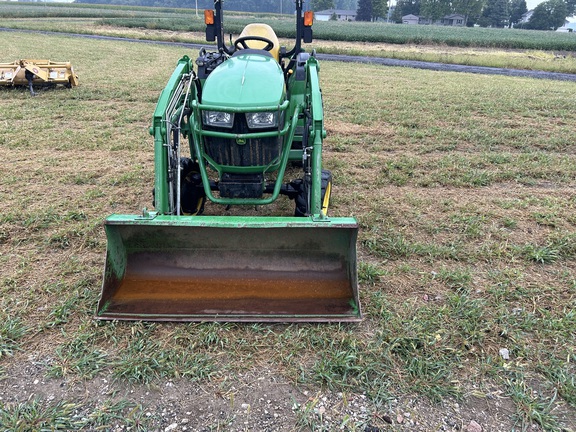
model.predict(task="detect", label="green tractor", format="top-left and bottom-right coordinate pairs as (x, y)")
top-left (97, 0), bottom-right (360, 322)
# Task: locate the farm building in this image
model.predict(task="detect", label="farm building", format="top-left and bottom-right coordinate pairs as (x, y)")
top-left (442, 14), bottom-right (466, 26)
top-left (402, 13), bottom-right (466, 26)
top-left (402, 14), bottom-right (419, 25)
top-left (315, 9), bottom-right (357, 21)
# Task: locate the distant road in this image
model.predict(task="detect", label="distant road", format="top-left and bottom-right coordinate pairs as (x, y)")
top-left (3, 27), bottom-right (576, 82)
top-left (316, 53), bottom-right (576, 82)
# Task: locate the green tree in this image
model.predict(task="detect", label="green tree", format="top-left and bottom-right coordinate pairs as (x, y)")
top-left (372, 0), bottom-right (389, 20)
top-left (565, 0), bottom-right (576, 16)
top-left (420, 0), bottom-right (450, 21)
top-left (392, 0), bottom-right (420, 22)
top-left (336, 0), bottom-right (359, 8)
top-left (478, 0), bottom-right (509, 27)
top-left (311, 0), bottom-right (335, 11)
top-left (452, 0), bottom-right (485, 25)
top-left (527, 0), bottom-right (569, 29)
top-left (396, 0), bottom-right (421, 15)
top-left (509, 0), bottom-right (527, 27)
top-left (356, 0), bottom-right (373, 20)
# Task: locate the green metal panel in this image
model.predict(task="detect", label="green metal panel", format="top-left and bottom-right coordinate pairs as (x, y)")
top-left (201, 54), bottom-right (285, 108)
top-left (104, 214), bottom-right (357, 228)
top-left (306, 57), bottom-right (325, 216)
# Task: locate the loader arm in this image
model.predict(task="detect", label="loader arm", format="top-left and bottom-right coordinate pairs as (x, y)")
top-left (149, 56), bottom-right (195, 215)
top-left (306, 57), bottom-right (326, 217)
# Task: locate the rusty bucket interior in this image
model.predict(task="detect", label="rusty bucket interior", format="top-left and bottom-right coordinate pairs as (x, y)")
top-left (97, 215), bottom-right (360, 322)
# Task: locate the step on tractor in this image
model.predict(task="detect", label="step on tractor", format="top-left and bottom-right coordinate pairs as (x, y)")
top-left (97, 0), bottom-right (360, 322)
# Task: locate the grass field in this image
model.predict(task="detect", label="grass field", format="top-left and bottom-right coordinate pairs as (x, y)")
top-left (3, 1), bottom-right (576, 50)
top-left (2, 1), bottom-right (576, 75)
top-left (97, 15), bottom-right (576, 50)
top-left (1, 27), bottom-right (575, 432)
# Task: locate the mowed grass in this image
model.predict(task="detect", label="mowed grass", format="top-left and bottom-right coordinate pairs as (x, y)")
top-left (1, 32), bottom-right (575, 430)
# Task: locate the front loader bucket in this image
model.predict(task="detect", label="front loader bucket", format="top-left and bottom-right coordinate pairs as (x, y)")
top-left (98, 215), bottom-right (360, 322)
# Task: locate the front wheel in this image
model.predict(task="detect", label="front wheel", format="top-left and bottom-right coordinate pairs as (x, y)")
top-left (294, 170), bottom-right (332, 217)
top-left (179, 158), bottom-right (206, 215)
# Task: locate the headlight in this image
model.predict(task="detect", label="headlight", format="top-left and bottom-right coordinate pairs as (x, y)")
top-left (246, 112), bottom-right (277, 129)
top-left (202, 111), bottom-right (234, 128)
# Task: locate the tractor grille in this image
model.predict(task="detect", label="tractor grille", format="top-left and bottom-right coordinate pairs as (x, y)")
top-left (203, 114), bottom-right (282, 167)
top-left (204, 136), bottom-right (282, 167)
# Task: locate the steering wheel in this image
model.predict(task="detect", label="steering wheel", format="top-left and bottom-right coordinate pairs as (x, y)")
top-left (234, 35), bottom-right (275, 52)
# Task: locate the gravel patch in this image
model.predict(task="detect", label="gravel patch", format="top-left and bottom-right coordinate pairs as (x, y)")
top-left (0, 355), bottom-right (557, 431)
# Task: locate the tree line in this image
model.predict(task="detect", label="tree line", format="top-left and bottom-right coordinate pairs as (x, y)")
top-left (389, 0), bottom-right (575, 29)
top-left (74, 0), bottom-right (297, 13)
top-left (316, 0), bottom-right (574, 30)
top-left (72, 0), bottom-right (358, 14)
top-left (73, 0), bottom-right (574, 30)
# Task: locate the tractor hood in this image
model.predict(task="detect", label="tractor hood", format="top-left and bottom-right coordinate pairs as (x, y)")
top-left (201, 54), bottom-right (285, 109)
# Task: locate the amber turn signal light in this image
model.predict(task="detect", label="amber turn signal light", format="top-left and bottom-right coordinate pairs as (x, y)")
top-left (204, 10), bottom-right (214, 25)
top-left (304, 10), bottom-right (314, 27)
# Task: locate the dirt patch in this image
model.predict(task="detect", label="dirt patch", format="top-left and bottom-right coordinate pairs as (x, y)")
top-left (0, 358), bottom-right (547, 431)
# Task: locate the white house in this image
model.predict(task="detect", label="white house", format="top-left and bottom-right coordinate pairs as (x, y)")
top-left (402, 14), bottom-right (419, 25)
top-left (402, 13), bottom-right (466, 26)
top-left (315, 9), bottom-right (357, 21)
top-left (442, 14), bottom-right (466, 26)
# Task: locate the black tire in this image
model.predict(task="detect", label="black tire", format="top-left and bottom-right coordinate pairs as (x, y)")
top-left (179, 158), bottom-right (206, 215)
top-left (294, 170), bottom-right (332, 217)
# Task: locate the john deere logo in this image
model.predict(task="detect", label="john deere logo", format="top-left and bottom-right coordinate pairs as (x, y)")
top-left (236, 138), bottom-right (246, 145)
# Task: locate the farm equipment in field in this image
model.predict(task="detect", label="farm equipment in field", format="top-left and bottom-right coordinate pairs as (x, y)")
top-left (0, 59), bottom-right (78, 96)
top-left (97, 0), bottom-right (360, 322)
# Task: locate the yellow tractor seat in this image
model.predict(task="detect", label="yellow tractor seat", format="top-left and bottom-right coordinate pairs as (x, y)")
top-left (238, 23), bottom-right (280, 61)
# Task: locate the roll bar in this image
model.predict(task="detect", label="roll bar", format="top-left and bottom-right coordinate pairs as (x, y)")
top-left (205, 0), bottom-right (312, 58)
